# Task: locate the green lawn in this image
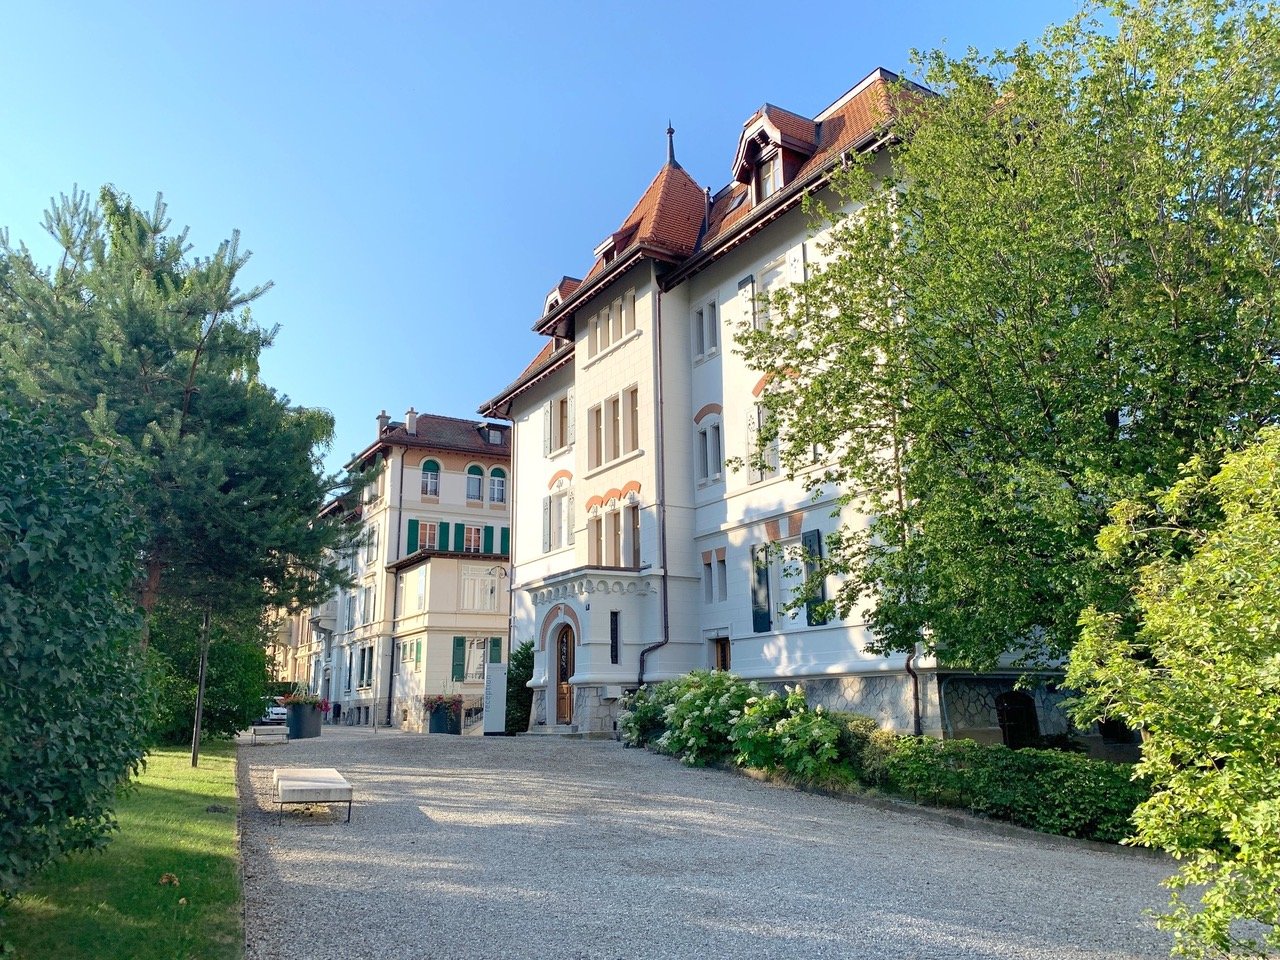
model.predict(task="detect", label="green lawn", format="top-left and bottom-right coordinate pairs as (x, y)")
top-left (2, 742), bottom-right (242, 960)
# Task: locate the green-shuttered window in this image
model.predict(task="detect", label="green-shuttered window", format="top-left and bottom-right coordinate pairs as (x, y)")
top-left (407, 518), bottom-right (420, 553)
top-left (500, 526), bottom-right (510, 555)
top-left (451, 636), bottom-right (466, 681)
top-left (466, 464), bottom-right (484, 502)
top-left (421, 459), bottom-right (440, 497)
top-left (438, 521), bottom-right (450, 550)
top-left (482, 525), bottom-right (494, 554)
top-left (453, 523), bottom-right (465, 552)
top-left (489, 637), bottom-right (502, 663)
top-left (415, 639), bottom-right (422, 666)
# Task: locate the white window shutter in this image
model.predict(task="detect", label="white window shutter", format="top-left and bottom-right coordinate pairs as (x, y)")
top-left (542, 496), bottom-right (551, 552)
top-left (747, 409), bottom-right (762, 484)
top-left (566, 491), bottom-right (575, 545)
top-left (543, 402), bottom-right (552, 457)
top-left (787, 245), bottom-right (806, 282)
top-left (566, 387), bottom-right (575, 446)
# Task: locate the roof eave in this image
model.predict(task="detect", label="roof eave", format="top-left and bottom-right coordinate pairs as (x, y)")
top-left (532, 243), bottom-right (672, 336)
top-left (478, 343), bottom-right (575, 418)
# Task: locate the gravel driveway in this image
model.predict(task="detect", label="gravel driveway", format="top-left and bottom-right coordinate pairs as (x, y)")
top-left (239, 727), bottom-right (1173, 960)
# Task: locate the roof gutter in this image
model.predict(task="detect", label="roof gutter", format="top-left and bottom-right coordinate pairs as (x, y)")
top-left (479, 343), bottom-right (574, 419)
top-left (533, 243), bottom-right (683, 337)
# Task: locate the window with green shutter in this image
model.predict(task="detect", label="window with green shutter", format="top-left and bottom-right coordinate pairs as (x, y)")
top-left (500, 526), bottom-right (510, 555)
top-left (489, 637), bottom-right (502, 663)
top-left (451, 636), bottom-right (466, 681)
top-left (453, 523), bottom-right (465, 552)
top-left (482, 525), bottom-right (494, 554)
top-left (438, 521), bottom-right (449, 550)
top-left (407, 518), bottom-right (420, 553)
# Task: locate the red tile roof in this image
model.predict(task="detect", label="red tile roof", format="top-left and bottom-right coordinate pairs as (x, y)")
top-left (350, 412), bottom-right (511, 467)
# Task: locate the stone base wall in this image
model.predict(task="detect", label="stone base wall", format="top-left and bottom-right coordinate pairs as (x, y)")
top-left (940, 677), bottom-right (1072, 743)
top-left (572, 685), bottom-right (624, 738)
top-left (768, 673), bottom-right (939, 736)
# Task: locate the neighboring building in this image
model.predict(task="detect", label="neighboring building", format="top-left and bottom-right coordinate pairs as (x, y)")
top-left (481, 67), bottom-right (1094, 750)
top-left (277, 410), bottom-right (512, 730)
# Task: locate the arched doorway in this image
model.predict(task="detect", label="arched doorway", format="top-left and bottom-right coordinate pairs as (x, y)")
top-left (996, 691), bottom-right (1040, 749)
top-left (556, 625), bottom-right (575, 725)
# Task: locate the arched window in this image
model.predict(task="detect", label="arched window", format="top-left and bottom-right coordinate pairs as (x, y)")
top-left (489, 467), bottom-right (507, 504)
top-left (420, 459), bottom-right (440, 497)
top-left (466, 464), bottom-right (484, 502)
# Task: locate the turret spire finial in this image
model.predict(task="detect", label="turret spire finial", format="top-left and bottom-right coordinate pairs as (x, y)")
top-left (667, 121), bottom-right (675, 164)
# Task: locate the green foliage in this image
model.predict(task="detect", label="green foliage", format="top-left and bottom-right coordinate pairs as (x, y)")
top-left (1069, 428), bottom-right (1280, 957)
top-left (3, 743), bottom-right (242, 960)
top-left (884, 737), bottom-right (1146, 843)
top-left (505, 640), bottom-right (534, 735)
top-left (729, 687), bottom-right (843, 781)
top-left (827, 711), bottom-right (880, 774)
top-left (737, 0), bottom-right (1280, 673)
top-left (146, 602), bottom-right (269, 745)
top-left (618, 679), bottom-right (682, 748)
top-left (859, 729), bottom-right (903, 789)
top-left (0, 403), bottom-right (150, 897)
top-left (657, 671), bottom-right (759, 766)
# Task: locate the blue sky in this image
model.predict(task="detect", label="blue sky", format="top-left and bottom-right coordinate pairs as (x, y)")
top-left (0, 1), bottom-right (1084, 474)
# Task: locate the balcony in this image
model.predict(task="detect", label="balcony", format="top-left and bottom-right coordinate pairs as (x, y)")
top-left (309, 600), bottom-right (337, 630)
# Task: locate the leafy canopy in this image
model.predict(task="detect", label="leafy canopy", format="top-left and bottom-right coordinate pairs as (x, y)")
top-left (738, 0), bottom-right (1280, 671)
top-left (1069, 428), bottom-right (1280, 958)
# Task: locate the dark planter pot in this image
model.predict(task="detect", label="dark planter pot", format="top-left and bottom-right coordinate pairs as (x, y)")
top-left (429, 709), bottom-right (461, 734)
top-left (287, 704), bottom-right (323, 740)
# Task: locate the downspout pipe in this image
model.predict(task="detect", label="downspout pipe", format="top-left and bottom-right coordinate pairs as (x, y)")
top-left (638, 275), bottom-right (671, 685)
top-left (385, 446), bottom-right (405, 726)
top-left (905, 649), bottom-right (922, 736)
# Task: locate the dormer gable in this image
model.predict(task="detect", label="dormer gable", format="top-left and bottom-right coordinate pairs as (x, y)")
top-left (543, 276), bottom-right (582, 316)
top-left (732, 104), bottom-right (819, 204)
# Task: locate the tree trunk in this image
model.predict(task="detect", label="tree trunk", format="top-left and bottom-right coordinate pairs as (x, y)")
top-left (138, 560), bottom-right (164, 651)
top-left (190, 608), bottom-right (212, 768)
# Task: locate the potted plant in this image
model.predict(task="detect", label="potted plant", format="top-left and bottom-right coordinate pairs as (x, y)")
top-left (282, 690), bottom-right (330, 739)
top-left (423, 694), bottom-right (463, 735)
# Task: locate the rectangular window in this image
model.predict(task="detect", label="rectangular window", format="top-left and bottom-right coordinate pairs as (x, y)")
top-left (716, 555), bottom-right (728, 602)
top-left (625, 386), bottom-right (639, 454)
top-left (364, 526), bottom-right (378, 563)
top-left (703, 559), bottom-right (714, 603)
top-left (756, 257), bottom-right (785, 331)
top-left (697, 422), bottom-right (723, 483)
top-left (692, 299), bottom-right (719, 361)
top-left (626, 504), bottom-right (640, 568)
top-left (748, 404), bottom-right (780, 483)
top-left (465, 638), bottom-right (488, 682)
top-left (610, 611), bottom-right (620, 665)
top-left (589, 405), bottom-right (603, 470)
top-left (489, 474), bottom-right (506, 504)
top-left (466, 472), bottom-right (483, 502)
top-left (588, 516), bottom-right (603, 566)
top-left (756, 154), bottom-right (781, 201)
top-left (545, 389), bottom-right (574, 454)
top-left (622, 290), bottom-right (635, 334)
top-left (463, 525), bottom-right (483, 553)
top-left (556, 394), bottom-right (571, 450)
top-left (422, 521), bottom-right (439, 554)
top-left (461, 564), bottom-right (499, 612)
top-left (345, 593), bottom-right (356, 632)
top-left (416, 566), bottom-right (426, 611)
top-left (608, 396), bottom-right (621, 461)
top-left (421, 463), bottom-right (439, 497)
top-left (345, 650), bottom-right (353, 691)
top-left (607, 509), bottom-right (621, 566)
top-left (361, 585), bottom-right (375, 625)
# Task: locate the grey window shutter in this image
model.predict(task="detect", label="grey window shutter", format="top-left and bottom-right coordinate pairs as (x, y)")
top-left (543, 401), bottom-right (552, 456)
top-left (750, 544), bottom-right (772, 633)
top-left (566, 491), bottom-right (575, 545)
top-left (542, 496), bottom-right (552, 552)
top-left (801, 528), bottom-right (828, 626)
top-left (738, 274), bottom-right (755, 328)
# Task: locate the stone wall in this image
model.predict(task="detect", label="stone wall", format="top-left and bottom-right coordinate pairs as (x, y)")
top-left (940, 676), bottom-right (1072, 744)
top-left (766, 673), bottom-right (931, 734)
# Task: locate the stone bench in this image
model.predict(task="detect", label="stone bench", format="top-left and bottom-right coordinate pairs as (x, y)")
top-left (272, 767), bottom-right (353, 824)
top-left (250, 726), bottom-right (288, 746)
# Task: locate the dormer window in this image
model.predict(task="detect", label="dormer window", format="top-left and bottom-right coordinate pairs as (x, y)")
top-left (756, 153), bottom-right (781, 202)
top-left (485, 427), bottom-right (503, 444)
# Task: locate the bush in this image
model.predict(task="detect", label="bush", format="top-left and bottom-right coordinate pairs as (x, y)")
top-left (0, 404), bottom-right (150, 897)
top-left (859, 729), bottom-right (902, 788)
top-left (827, 711), bottom-right (879, 773)
top-left (505, 640), bottom-right (534, 734)
top-left (731, 686), bottom-right (844, 781)
top-left (618, 679), bottom-right (681, 748)
top-left (657, 671), bottom-right (757, 766)
top-left (884, 736), bottom-right (1147, 842)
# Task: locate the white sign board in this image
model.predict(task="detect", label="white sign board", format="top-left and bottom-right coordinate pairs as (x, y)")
top-left (483, 662), bottom-right (508, 735)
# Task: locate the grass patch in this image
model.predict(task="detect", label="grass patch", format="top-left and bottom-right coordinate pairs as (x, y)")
top-left (2, 742), bottom-right (241, 960)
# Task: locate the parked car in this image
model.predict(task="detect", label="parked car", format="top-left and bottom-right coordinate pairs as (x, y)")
top-left (259, 698), bottom-right (287, 724)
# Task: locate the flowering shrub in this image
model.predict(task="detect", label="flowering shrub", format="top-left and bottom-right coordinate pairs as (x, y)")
top-left (281, 691), bottom-right (330, 712)
top-left (730, 686), bottom-right (842, 780)
top-left (423, 693), bottom-right (464, 717)
top-left (656, 670), bottom-right (758, 766)
top-left (618, 680), bottom-right (681, 747)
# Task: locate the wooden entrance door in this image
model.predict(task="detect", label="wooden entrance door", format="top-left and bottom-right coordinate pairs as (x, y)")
top-left (556, 626), bottom-right (575, 725)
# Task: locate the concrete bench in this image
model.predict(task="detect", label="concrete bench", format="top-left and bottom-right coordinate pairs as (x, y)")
top-left (250, 726), bottom-right (288, 745)
top-left (272, 767), bottom-right (353, 824)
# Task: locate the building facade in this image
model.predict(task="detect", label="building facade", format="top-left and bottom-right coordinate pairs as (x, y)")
top-left (482, 68), bottom-right (1092, 749)
top-left (277, 410), bottom-right (512, 730)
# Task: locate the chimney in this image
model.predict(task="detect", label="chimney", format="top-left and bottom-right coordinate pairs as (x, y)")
top-left (704, 187), bottom-right (712, 232)
top-left (376, 409), bottom-right (390, 433)
top-left (405, 407), bottom-right (418, 435)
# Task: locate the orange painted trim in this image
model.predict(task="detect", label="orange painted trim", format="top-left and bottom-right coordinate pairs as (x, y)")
top-left (540, 603), bottom-right (582, 651)
top-left (788, 512), bottom-right (804, 538)
top-left (584, 495), bottom-right (604, 512)
top-left (751, 374), bottom-right (771, 398)
top-left (765, 519), bottom-right (781, 542)
top-left (620, 480), bottom-right (642, 499)
top-left (547, 469), bottom-right (574, 490)
top-left (692, 402), bottom-right (723, 425)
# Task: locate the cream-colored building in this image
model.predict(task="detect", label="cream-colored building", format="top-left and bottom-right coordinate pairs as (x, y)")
top-left (279, 410), bottom-right (511, 729)
top-left (482, 68), bottom-right (1086, 749)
